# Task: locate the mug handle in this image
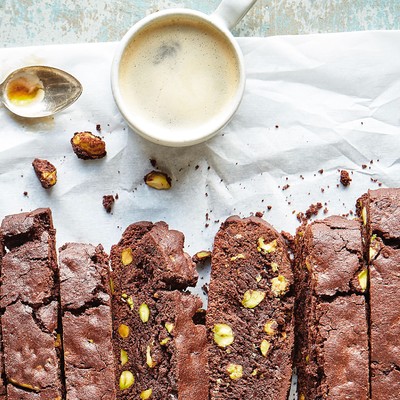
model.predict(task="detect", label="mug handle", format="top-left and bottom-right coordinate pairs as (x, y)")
top-left (210, 0), bottom-right (258, 31)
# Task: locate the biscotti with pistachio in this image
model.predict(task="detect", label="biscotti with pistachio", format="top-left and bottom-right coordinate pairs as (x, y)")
top-left (59, 242), bottom-right (116, 400)
top-left (0, 208), bottom-right (64, 399)
top-left (110, 221), bottom-right (208, 400)
top-left (207, 216), bottom-right (294, 399)
top-left (357, 188), bottom-right (400, 400)
top-left (294, 216), bottom-right (369, 399)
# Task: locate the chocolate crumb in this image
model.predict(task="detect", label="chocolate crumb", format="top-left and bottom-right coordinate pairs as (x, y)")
top-left (23, 191), bottom-right (28, 197)
top-left (340, 170), bottom-right (352, 187)
top-left (32, 158), bottom-right (57, 189)
top-left (150, 159), bottom-right (157, 168)
top-left (255, 211), bottom-right (264, 218)
top-left (202, 283), bottom-right (209, 295)
top-left (318, 169), bottom-right (324, 174)
top-left (96, 124), bottom-right (101, 132)
top-left (102, 195), bottom-right (115, 213)
top-left (282, 184), bottom-right (290, 191)
top-left (362, 164), bottom-right (367, 169)
top-left (267, 205), bottom-right (272, 210)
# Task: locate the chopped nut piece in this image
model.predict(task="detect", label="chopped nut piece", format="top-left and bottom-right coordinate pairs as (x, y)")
top-left (193, 250), bottom-right (211, 263)
top-left (9, 378), bottom-right (40, 392)
top-left (146, 345), bottom-right (156, 368)
top-left (120, 349), bottom-right (128, 366)
top-left (270, 262), bottom-right (279, 272)
top-left (369, 235), bottom-right (379, 261)
top-left (140, 389), bottom-right (153, 399)
top-left (54, 333), bottom-right (62, 348)
top-left (32, 158), bottom-right (57, 189)
top-left (264, 320), bottom-right (278, 336)
top-left (165, 322), bottom-right (174, 333)
top-left (257, 238), bottom-right (278, 254)
top-left (139, 303), bottom-right (150, 323)
top-left (159, 338), bottom-right (170, 346)
top-left (144, 171), bottom-right (171, 190)
top-left (121, 248), bottom-right (133, 266)
top-left (299, 394), bottom-right (306, 400)
top-left (305, 257), bottom-right (312, 272)
top-left (109, 278), bottom-right (115, 294)
top-left (118, 324), bottom-right (130, 338)
top-left (271, 275), bottom-right (289, 297)
top-left (213, 324), bottom-right (234, 348)
top-left (255, 274), bottom-right (262, 283)
top-left (251, 369), bottom-right (258, 376)
top-left (71, 131), bottom-right (106, 160)
top-left (119, 370), bottom-right (135, 390)
top-left (358, 269), bottom-right (368, 292)
top-left (241, 290), bottom-right (266, 309)
top-left (226, 363), bottom-right (243, 380)
top-left (230, 254), bottom-right (245, 261)
top-left (361, 206), bottom-right (367, 226)
top-left (126, 296), bottom-right (134, 310)
top-left (260, 339), bottom-right (271, 357)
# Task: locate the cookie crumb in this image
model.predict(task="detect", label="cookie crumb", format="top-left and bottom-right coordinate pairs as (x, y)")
top-left (102, 195), bottom-right (115, 213)
top-left (340, 170), bottom-right (352, 187)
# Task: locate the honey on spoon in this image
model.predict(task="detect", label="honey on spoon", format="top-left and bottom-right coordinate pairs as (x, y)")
top-left (0, 66), bottom-right (82, 118)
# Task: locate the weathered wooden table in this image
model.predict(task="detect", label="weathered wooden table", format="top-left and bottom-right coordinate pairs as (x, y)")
top-left (0, 0), bottom-right (399, 47)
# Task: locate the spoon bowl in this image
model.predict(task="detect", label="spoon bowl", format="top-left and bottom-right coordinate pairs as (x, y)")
top-left (0, 66), bottom-right (82, 118)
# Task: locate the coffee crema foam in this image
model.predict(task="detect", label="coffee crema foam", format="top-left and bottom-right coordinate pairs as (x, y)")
top-left (119, 16), bottom-right (240, 138)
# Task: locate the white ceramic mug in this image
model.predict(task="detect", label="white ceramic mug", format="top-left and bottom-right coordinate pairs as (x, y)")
top-left (111, 0), bottom-right (257, 147)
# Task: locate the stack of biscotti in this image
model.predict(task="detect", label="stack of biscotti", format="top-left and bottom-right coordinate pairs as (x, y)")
top-left (358, 188), bottom-right (400, 400)
top-left (0, 209), bottom-right (117, 400)
top-left (110, 221), bottom-right (208, 400)
top-left (294, 216), bottom-right (369, 399)
top-left (207, 216), bottom-right (295, 399)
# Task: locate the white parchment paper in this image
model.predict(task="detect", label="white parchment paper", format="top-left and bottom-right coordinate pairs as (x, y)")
top-left (1, 31), bottom-right (399, 400)
top-left (1, 31), bottom-right (400, 293)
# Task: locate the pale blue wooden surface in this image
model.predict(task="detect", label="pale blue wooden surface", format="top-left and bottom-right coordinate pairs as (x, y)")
top-left (0, 0), bottom-right (399, 47)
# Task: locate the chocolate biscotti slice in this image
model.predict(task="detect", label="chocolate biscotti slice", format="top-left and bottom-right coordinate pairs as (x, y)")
top-left (110, 221), bottom-right (208, 400)
top-left (358, 188), bottom-right (400, 399)
top-left (294, 216), bottom-right (369, 400)
top-left (0, 238), bottom-right (6, 399)
top-left (0, 208), bottom-right (63, 399)
top-left (59, 243), bottom-right (116, 400)
top-left (207, 216), bottom-right (294, 399)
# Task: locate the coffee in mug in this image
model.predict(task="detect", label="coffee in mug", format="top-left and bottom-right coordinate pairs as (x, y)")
top-left (112, 1), bottom-right (257, 146)
top-left (118, 15), bottom-right (240, 141)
